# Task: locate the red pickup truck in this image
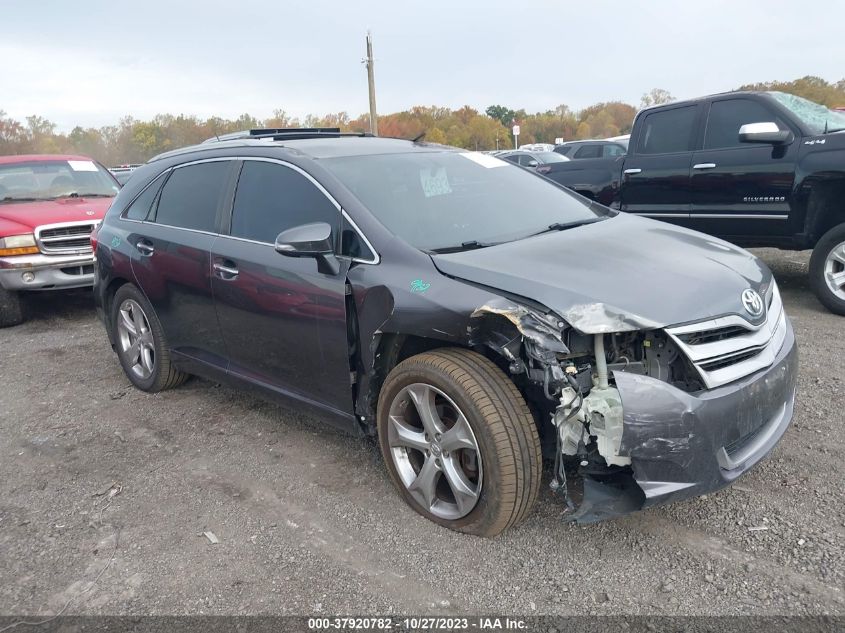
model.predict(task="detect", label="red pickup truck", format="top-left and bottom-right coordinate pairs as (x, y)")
top-left (0, 154), bottom-right (119, 326)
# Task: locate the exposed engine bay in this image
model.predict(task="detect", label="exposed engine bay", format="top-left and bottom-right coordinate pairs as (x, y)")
top-left (468, 298), bottom-right (751, 522)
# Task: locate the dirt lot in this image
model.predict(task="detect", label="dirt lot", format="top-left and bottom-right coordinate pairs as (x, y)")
top-left (0, 248), bottom-right (843, 617)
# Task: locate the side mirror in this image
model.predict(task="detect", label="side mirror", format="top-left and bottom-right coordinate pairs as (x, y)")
top-left (738, 122), bottom-right (793, 145)
top-left (274, 222), bottom-right (334, 257)
top-left (526, 159), bottom-right (540, 168)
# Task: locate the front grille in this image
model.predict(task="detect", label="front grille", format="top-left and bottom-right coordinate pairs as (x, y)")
top-left (665, 284), bottom-right (787, 388)
top-left (698, 346), bottom-right (765, 372)
top-left (36, 222), bottom-right (98, 254)
top-left (60, 264), bottom-right (95, 276)
top-left (675, 325), bottom-right (748, 346)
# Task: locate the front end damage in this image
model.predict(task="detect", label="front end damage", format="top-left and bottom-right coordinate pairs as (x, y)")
top-left (469, 296), bottom-right (798, 523)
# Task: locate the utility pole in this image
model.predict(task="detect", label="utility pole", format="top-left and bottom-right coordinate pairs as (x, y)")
top-left (365, 31), bottom-right (378, 136)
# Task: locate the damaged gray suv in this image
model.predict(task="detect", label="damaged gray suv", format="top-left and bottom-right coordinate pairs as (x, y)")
top-left (94, 129), bottom-right (797, 537)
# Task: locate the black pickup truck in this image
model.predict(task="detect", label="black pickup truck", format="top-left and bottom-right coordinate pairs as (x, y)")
top-left (545, 91), bottom-right (845, 314)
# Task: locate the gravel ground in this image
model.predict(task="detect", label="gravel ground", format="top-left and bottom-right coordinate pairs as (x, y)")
top-left (0, 248), bottom-right (842, 617)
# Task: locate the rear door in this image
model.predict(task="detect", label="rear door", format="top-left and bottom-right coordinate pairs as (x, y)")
top-left (129, 159), bottom-right (237, 368)
top-left (211, 158), bottom-right (353, 417)
top-left (620, 104), bottom-right (701, 222)
top-left (687, 97), bottom-right (799, 240)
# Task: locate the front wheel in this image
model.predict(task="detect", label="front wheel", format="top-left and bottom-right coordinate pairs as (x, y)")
top-left (377, 348), bottom-right (541, 537)
top-left (809, 223), bottom-right (845, 315)
top-left (0, 287), bottom-right (23, 328)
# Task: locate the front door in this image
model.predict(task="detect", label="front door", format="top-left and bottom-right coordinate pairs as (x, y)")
top-left (620, 103), bottom-right (700, 224)
top-left (129, 159), bottom-right (236, 368)
top-left (687, 97), bottom-right (799, 241)
top-left (212, 158), bottom-right (353, 417)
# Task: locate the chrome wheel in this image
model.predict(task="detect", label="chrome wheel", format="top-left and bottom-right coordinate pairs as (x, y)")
top-left (387, 383), bottom-right (482, 520)
top-left (117, 299), bottom-right (155, 380)
top-left (824, 241), bottom-right (845, 301)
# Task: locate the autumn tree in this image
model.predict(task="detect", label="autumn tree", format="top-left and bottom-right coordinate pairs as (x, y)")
top-left (737, 76), bottom-right (845, 107)
top-left (485, 105), bottom-right (518, 127)
top-left (0, 110), bottom-right (27, 154)
top-left (640, 88), bottom-right (674, 109)
top-left (3, 75), bottom-right (841, 164)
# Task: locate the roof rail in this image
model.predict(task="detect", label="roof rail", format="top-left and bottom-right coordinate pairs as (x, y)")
top-left (202, 128), bottom-right (371, 143)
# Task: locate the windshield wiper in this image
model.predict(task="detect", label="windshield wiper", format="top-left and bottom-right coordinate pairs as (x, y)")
top-left (55, 192), bottom-right (113, 199)
top-left (527, 217), bottom-right (606, 237)
top-left (429, 240), bottom-right (496, 254)
top-left (0, 197), bottom-right (40, 203)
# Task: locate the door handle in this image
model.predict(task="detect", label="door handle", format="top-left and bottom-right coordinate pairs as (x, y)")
top-left (693, 163), bottom-right (717, 170)
top-left (136, 240), bottom-right (154, 255)
top-left (623, 168), bottom-right (642, 175)
top-left (213, 261), bottom-right (239, 279)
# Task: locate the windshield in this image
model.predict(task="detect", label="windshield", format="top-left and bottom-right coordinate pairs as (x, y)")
top-left (323, 151), bottom-right (607, 251)
top-left (535, 151), bottom-right (568, 163)
top-left (0, 159), bottom-right (119, 203)
top-left (769, 91), bottom-right (845, 134)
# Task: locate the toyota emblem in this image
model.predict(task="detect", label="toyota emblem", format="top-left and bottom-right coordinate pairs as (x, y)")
top-left (741, 289), bottom-right (764, 318)
top-left (85, 210), bottom-right (96, 216)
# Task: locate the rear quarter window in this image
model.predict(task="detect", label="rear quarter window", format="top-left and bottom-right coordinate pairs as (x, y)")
top-left (123, 175), bottom-right (164, 221)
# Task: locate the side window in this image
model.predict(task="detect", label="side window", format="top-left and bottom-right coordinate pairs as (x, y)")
top-left (574, 145), bottom-right (602, 159)
top-left (230, 161), bottom-right (339, 243)
top-left (603, 144), bottom-right (625, 157)
top-left (501, 154), bottom-right (519, 165)
top-left (704, 99), bottom-right (781, 150)
top-left (123, 177), bottom-right (162, 221)
top-left (154, 161), bottom-right (231, 232)
top-left (518, 154), bottom-right (538, 166)
top-left (638, 106), bottom-right (697, 154)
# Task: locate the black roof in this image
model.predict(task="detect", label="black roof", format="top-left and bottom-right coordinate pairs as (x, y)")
top-left (636, 90), bottom-right (771, 115)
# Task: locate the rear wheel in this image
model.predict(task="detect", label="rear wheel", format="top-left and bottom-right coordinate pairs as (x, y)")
top-left (111, 284), bottom-right (188, 392)
top-left (377, 348), bottom-right (541, 537)
top-left (0, 287), bottom-right (23, 328)
top-left (809, 223), bottom-right (845, 315)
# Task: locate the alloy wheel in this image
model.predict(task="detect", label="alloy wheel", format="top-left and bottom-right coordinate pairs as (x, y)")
top-left (117, 299), bottom-right (156, 379)
top-left (387, 383), bottom-right (483, 520)
top-left (824, 240), bottom-right (845, 301)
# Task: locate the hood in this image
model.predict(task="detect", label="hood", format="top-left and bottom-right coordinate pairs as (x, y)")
top-left (431, 213), bottom-right (771, 334)
top-left (0, 197), bottom-right (112, 233)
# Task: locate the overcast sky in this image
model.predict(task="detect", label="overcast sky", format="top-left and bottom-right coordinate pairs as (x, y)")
top-left (2, 0), bottom-right (843, 131)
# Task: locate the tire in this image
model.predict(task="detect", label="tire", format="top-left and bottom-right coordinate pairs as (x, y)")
top-left (809, 223), bottom-right (845, 316)
top-left (110, 283), bottom-right (188, 392)
top-left (0, 287), bottom-right (23, 328)
top-left (377, 348), bottom-right (541, 537)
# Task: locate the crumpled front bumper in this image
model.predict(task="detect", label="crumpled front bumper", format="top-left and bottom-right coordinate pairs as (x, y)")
top-left (0, 252), bottom-right (96, 291)
top-left (571, 317), bottom-right (797, 523)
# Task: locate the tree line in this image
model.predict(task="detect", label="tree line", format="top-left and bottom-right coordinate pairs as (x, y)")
top-left (1, 76), bottom-right (843, 167)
